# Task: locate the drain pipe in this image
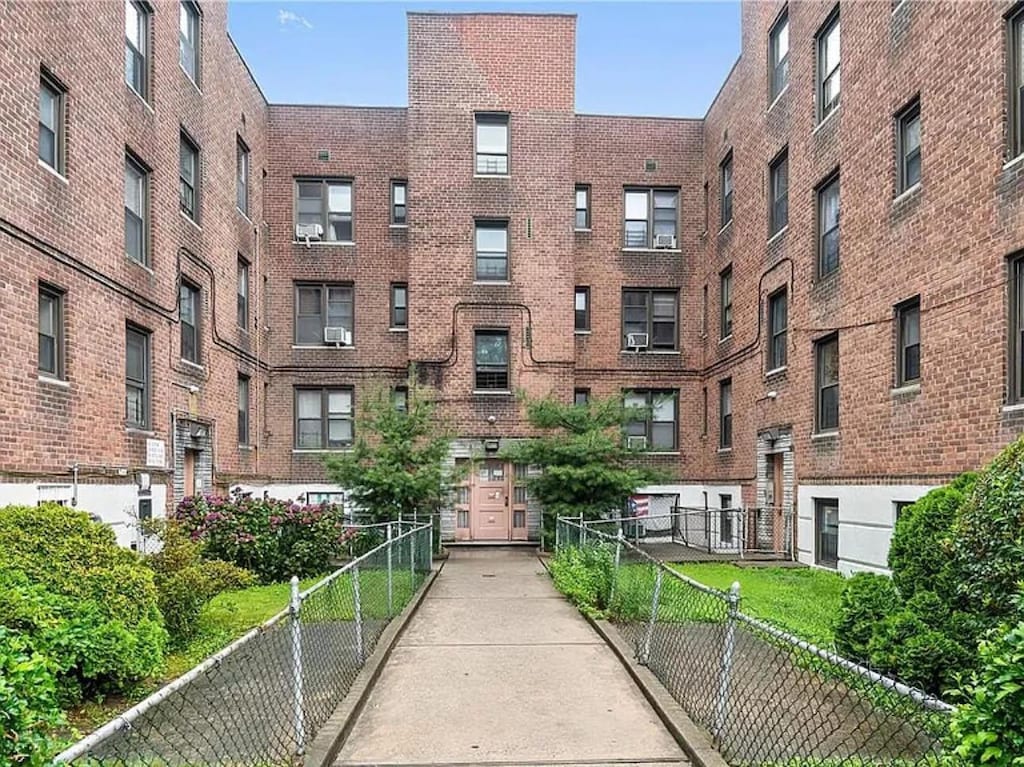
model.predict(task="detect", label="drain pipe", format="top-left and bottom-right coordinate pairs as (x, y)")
top-left (70, 463), bottom-right (79, 507)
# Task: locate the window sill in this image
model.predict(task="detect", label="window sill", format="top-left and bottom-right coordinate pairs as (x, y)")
top-left (718, 220), bottom-right (733, 236)
top-left (646, 451), bottom-right (680, 456)
top-left (236, 207), bottom-right (252, 224)
top-left (575, 330), bottom-right (591, 336)
top-left (473, 174), bottom-right (510, 179)
top-left (766, 84), bottom-right (789, 113)
top-left (292, 448), bottom-right (353, 455)
top-left (893, 183), bottom-right (921, 205)
top-left (813, 105), bottom-right (841, 135)
top-left (472, 390), bottom-right (513, 396)
top-left (620, 247), bottom-right (682, 255)
top-left (619, 349), bottom-right (680, 355)
top-left (811, 430), bottom-right (840, 441)
top-left (1003, 153), bottom-right (1024, 172)
top-left (765, 366), bottom-right (788, 378)
top-left (238, 445), bottom-right (255, 452)
top-left (291, 240), bottom-right (355, 246)
top-left (180, 359), bottom-right (204, 373)
top-left (473, 280), bottom-right (511, 286)
top-left (718, 334), bottom-right (733, 345)
top-left (574, 228), bottom-right (592, 233)
top-left (38, 159), bottom-right (68, 184)
top-left (891, 0), bottom-right (909, 13)
top-left (126, 256), bottom-right (154, 274)
top-left (717, 447), bottom-right (733, 454)
top-left (891, 382), bottom-right (920, 397)
top-left (126, 427), bottom-right (156, 437)
top-left (388, 327), bottom-right (408, 333)
top-left (38, 374), bottom-right (70, 388)
top-left (180, 64), bottom-right (202, 94)
top-left (1002, 402), bottom-right (1024, 414)
top-left (389, 224), bottom-right (409, 230)
top-left (126, 83), bottom-right (153, 112)
top-left (291, 344), bottom-right (356, 350)
top-left (180, 211), bottom-right (201, 231)
top-left (767, 225), bottom-right (788, 246)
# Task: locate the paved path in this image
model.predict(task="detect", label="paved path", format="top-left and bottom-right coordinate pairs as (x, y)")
top-left (334, 547), bottom-right (689, 767)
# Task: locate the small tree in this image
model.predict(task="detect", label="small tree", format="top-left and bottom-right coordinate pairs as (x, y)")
top-left (323, 377), bottom-right (457, 523)
top-left (501, 393), bottom-right (666, 544)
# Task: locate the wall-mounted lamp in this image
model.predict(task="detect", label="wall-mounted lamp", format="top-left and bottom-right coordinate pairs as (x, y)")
top-left (189, 423), bottom-right (208, 440)
top-left (483, 439), bottom-right (500, 454)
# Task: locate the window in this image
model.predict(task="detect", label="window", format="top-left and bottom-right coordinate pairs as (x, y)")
top-left (125, 1), bottom-right (149, 98)
top-left (769, 149), bottom-right (788, 236)
top-left (817, 10), bottom-right (841, 122)
top-left (138, 497), bottom-right (153, 522)
top-left (39, 72), bottom-right (65, 174)
top-left (390, 283), bottom-right (408, 329)
top-left (179, 132), bottom-right (199, 220)
top-left (237, 257), bottom-right (249, 330)
top-left (622, 289), bottom-right (678, 350)
top-left (818, 174), bottom-right (840, 276)
top-left (624, 188), bottom-right (678, 248)
top-left (236, 137), bottom-right (249, 215)
top-left (624, 390), bottom-right (678, 451)
top-left (179, 1), bottom-right (200, 84)
top-left (125, 325), bottom-right (150, 429)
top-left (720, 268), bottom-right (733, 339)
top-left (720, 153), bottom-right (733, 227)
top-left (574, 287), bottom-right (590, 332)
top-left (769, 9), bottom-right (790, 101)
top-left (815, 498), bottom-right (839, 568)
top-left (768, 289), bottom-right (788, 370)
top-left (237, 374), bottom-right (250, 446)
top-left (574, 388), bottom-right (590, 406)
top-left (295, 388), bottom-right (354, 449)
top-left (474, 330), bottom-right (509, 391)
top-left (894, 501), bottom-right (914, 521)
top-left (702, 387), bottom-right (708, 436)
top-left (392, 386), bottom-right (408, 412)
top-left (179, 281), bottom-right (200, 364)
top-left (296, 179), bottom-right (353, 242)
top-left (815, 334), bottom-right (839, 432)
top-left (720, 494), bottom-right (734, 542)
top-left (1012, 255), bottom-right (1024, 402)
top-left (719, 379), bottom-right (732, 449)
top-left (391, 181), bottom-right (407, 225)
top-left (896, 297), bottom-right (921, 386)
top-left (295, 284), bottom-right (354, 345)
top-left (308, 491), bottom-right (345, 505)
top-left (475, 220), bottom-right (508, 281)
top-left (38, 285), bottom-right (64, 379)
top-left (125, 155), bottom-right (148, 265)
top-left (575, 185), bottom-right (590, 229)
top-left (1010, 8), bottom-right (1024, 159)
top-left (897, 100), bottom-right (921, 193)
top-left (475, 113), bottom-right (509, 175)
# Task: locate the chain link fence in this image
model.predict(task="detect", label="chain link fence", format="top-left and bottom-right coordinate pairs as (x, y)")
top-left (55, 522), bottom-right (434, 767)
top-left (556, 516), bottom-right (953, 767)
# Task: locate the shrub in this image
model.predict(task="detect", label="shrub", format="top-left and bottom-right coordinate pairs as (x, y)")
top-left (0, 627), bottom-right (64, 767)
top-left (144, 521), bottom-right (254, 646)
top-left (549, 544), bottom-right (615, 615)
top-left (834, 573), bottom-right (899, 662)
top-left (175, 495), bottom-right (357, 582)
top-left (888, 473), bottom-right (976, 602)
top-left (949, 621), bottom-right (1024, 767)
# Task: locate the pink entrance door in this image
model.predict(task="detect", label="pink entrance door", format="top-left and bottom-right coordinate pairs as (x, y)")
top-left (471, 460), bottom-right (510, 541)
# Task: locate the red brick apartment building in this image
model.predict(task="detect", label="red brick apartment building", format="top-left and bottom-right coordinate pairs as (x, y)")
top-left (2, 1), bottom-right (1023, 572)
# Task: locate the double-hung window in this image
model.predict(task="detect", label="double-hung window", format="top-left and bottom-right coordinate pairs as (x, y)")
top-left (720, 267), bottom-right (733, 339)
top-left (815, 499), bottom-right (840, 568)
top-left (475, 220), bottom-right (508, 281)
top-left (475, 113), bottom-right (509, 175)
top-left (391, 181), bottom-right (407, 225)
top-left (179, 1), bottom-right (200, 84)
top-left (474, 330), bottom-right (509, 391)
top-left (575, 185), bottom-right (591, 229)
top-left (390, 283), bottom-right (408, 329)
top-left (768, 288), bottom-right (788, 370)
top-left (1011, 255), bottom-right (1024, 403)
top-left (720, 153), bottom-right (733, 227)
top-left (38, 285), bottom-right (64, 379)
top-left (769, 149), bottom-right (788, 236)
top-left (1009, 8), bottom-right (1024, 159)
top-left (624, 188), bottom-right (678, 248)
top-left (622, 289), bottom-right (678, 350)
top-left (296, 179), bottom-right (353, 242)
top-left (897, 100), bottom-right (921, 193)
top-left (295, 284), bottom-right (354, 345)
top-left (295, 388), bottom-right (353, 449)
top-left (179, 132), bottom-right (199, 220)
top-left (719, 379), bottom-right (732, 449)
top-left (237, 257), bottom-right (249, 330)
top-left (126, 325), bottom-right (150, 429)
top-left (39, 72), bottom-right (65, 174)
top-left (179, 281), bottom-right (200, 364)
top-left (125, 155), bottom-right (148, 265)
top-left (818, 174), bottom-right (840, 277)
top-left (236, 137), bottom-right (249, 215)
top-left (237, 374), bottom-right (250, 446)
top-left (574, 287), bottom-right (590, 332)
top-left (769, 9), bottom-right (790, 101)
top-left (125, 1), bottom-right (149, 98)
top-left (574, 389), bottom-right (590, 406)
top-left (817, 10), bottom-right (841, 122)
top-left (896, 297), bottom-right (920, 386)
top-left (624, 390), bottom-right (678, 451)
top-left (815, 334), bottom-right (840, 432)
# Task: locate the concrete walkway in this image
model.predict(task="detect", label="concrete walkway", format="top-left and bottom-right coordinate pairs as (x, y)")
top-left (334, 548), bottom-right (689, 767)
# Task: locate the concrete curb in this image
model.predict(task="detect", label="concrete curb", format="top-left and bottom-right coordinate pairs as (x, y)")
top-left (536, 556), bottom-right (730, 767)
top-left (303, 561), bottom-right (444, 767)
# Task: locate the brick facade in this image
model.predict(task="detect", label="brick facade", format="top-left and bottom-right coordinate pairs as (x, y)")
top-left (2, 2), bottom-right (1022, 566)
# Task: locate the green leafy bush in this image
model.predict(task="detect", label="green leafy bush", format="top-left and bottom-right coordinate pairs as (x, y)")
top-left (175, 495), bottom-right (357, 582)
top-left (0, 505), bottom-right (166, 703)
top-left (949, 621), bottom-right (1024, 767)
top-left (0, 627), bottom-right (64, 767)
top-left (834, 573), bottom-right (899, 662)
top-left (549, 544), bottom-right (616, 616)
top-left (144, 521), bottom-right (254, 646)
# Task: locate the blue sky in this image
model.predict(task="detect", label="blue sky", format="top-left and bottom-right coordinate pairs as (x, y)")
top-left (228, 2), bottom-right (741, 117)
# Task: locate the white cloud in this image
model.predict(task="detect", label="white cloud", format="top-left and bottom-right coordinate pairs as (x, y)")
top-left (278, 9), bottom-right (313, 30)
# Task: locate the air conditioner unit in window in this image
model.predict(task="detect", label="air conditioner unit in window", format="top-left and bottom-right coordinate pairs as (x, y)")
top-left (323, 326), bottom-right (352, 346)
top-left (654, 234), bottom-right (677, 249)
top-left (626, 332), bottom-right (649, 351)
top-left (295, 223), bottom-right (323, 245)
top-left (627, 435), bottom-right (648, 450)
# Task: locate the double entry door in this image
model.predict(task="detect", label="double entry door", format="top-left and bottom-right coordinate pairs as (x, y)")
top-left (455, 460), bottom-right (528, 541)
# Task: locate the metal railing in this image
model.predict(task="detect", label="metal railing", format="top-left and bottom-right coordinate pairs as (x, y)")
top-left (555, 516), bottom-right (953, 766)
top-left (55, 521), bottom-right (434, 766)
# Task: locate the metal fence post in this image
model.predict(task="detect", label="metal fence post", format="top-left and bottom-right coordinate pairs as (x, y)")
top-left (353, 565), bottom-right (365, 665)
top-left (639, 567), bottom-right (663, 665)
top-left (555, 516), bottom-right (561, 551)
top-left (713, 581), bottom-right (741, 744)
top-left (410, 525), bottom-right (416, 585)
top-left (386, 522), bottom-right (394, 618)
top-left (289, 576), bottom-right (305, 755)
top-left (610, 528), bottom-right (625, 604)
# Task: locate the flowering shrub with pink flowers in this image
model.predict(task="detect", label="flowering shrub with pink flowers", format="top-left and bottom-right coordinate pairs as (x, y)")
top-left (174, 495), bottom-right (358, 582)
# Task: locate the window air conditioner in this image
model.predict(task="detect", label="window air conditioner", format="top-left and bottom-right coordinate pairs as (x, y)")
top-left (654, 234), bottom-right (677, 249)
top-left (627, 435), bottom-right (648, 450)
top-left (295, 223), bottom-right (324, 243)
top-left (323, 326), bottom-right (352, 346)
top-left (626, 332), bottom-right (649, 351)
